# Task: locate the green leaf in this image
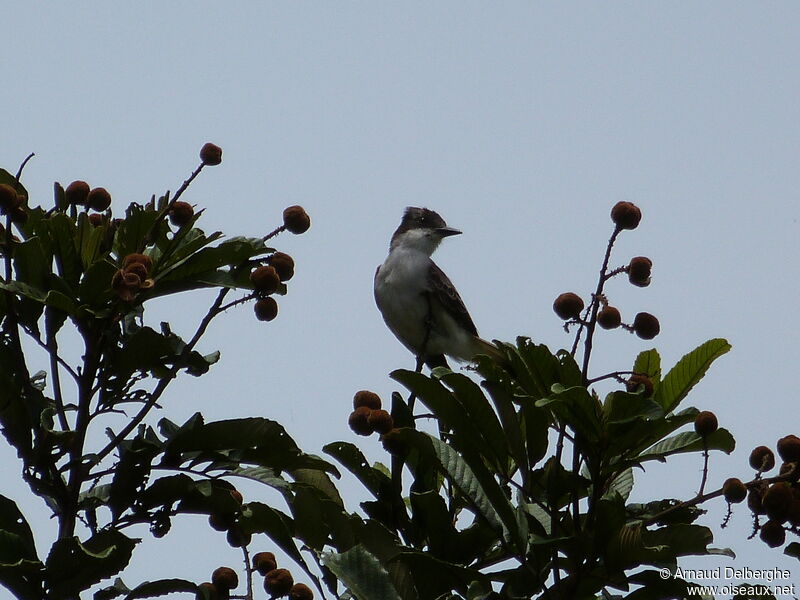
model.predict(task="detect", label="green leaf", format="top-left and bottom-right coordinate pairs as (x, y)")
top-left (322, 545), bottom-right (402, 600)
top-left (324, 442), bottom-right (393, 501)
top-left (605, 468), bottom-right (634, 501)
top-left (45, 532), bottom-right (137, 598)
top-left (638, 428), bottom-right (735, 463)
top-left (656, 339), bottom-right (731, 412)
top-left (536, 386), bottom-right (602, 443)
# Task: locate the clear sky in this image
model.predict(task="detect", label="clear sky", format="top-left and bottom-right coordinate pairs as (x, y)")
top-left (4, 2), bottom-right (800, 595)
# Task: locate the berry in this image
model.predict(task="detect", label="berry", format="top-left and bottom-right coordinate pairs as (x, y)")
top-left (230, 489), bottom-right (243, 505)
top-left (627, 256), bottom-right (652, 287)
top-left (196, 582), bottom-right (220, 600)
top-left (64, 180), bottom-right (90, 206)
top-left (693, 411), bottom-right (718, 437)
top-left (553, 292), bottom-right (584, 320)
top-left (367, 409), bottom-right (394, 435)
top-left (749, 446), bottom-right (776, 472)
top-left (123, 253), bottom-right (153, 272)
top-left (381, 429), bottom-right (408, 457)
top-left (226, 528), bottom-right (251, 548)
top-left (289, 583), bottom-right (314, 600)
top-left (777, 435), bottom-right (800, 462)
top-left (722, 478), bottom-right (747, 503)
top-left (200, 143), bottom-right (223, 166)
top-left (268, 252), bottom-right (295, 281)
top-left (626, 374), bottom-right (654, 397)
top-left (250, 265), bottom-right (280, 294)
top-left (353, 390), bottom-right (381, 410)
top-left (283, 205), bottom-right (311, 234)
top-left (212, 567), bottom-right (239, 591)
top-left (763, 482), bottom-right (792, 522)
top-left (208, 513), bottom-right (232, 531)
top-left (88, 213), bottom-right (104, 227)
top-left (264, 569), bottom-right (294, 597)
top-left (125, 262), bottom-right (149, 281)
top-left (632, 312), bottom-right (660, 340)
top-left (0, 183), bottom-right (20, 212)
top-left (759, 520), bottom-right (785, 548)
top-left (348, 407), bottom-right (373, 436)
top-left (597, 306), bottom-right (621, 329)
top-left (788, 496), bottom-right (800, 527)
top-left (254, 297), bottom-right (279, 322)
top-left (87, 187), bottom-right (112, 211)
top-left (610, 201), bottom-right (642, 230)
top-left (748, 486), bottom-right (765, 515)
top-left (780, 461), bottom-right (799, 482)
top-left (252, 552), bottom-right (277, 576)
top-left (169, 201), bottom-right (194, 226)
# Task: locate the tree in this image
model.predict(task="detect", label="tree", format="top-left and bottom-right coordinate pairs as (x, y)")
top-left (0, 150), bottom-right (796, 600)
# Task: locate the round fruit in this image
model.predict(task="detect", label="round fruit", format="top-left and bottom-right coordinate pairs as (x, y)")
top-left (226, 528), bottom-right (251, 548)
top-left (169, 201), bottom-right (194, 227)
top-left (87, 187), bottom-right (112, 211)
top-left (632, 312), bottom-right (660, 340)
top-left (289, 583), bottom-right (314, 600)
top-left (749, 446), bottom-right (776, 472)
top-left (250, 265), bottom-right (280, 294)
top-left (348, 407), bottom-right (373, 436)
top-left (252, 551), bottom-right (277, 576)
top-left (212, 567), bottom-right (238, 591)
top-left (553, 292), bottom-right (584, 320)
top-left (64, 180), bottom-right (90, 206)
top-left (763, 482), bottom-right (792, 522)
top-left (254, 297), bottom-right (279, 322)
top-left (200, 143), bottom-right (223, 166)
top-left (367, 409), bottom-right (394, 435)
top-left (264, 568), bottom-right (294, 597)
top-left (597, 306), bottom-right (621, 329)
top-left (283, 205), bottom-right (311, 234)
top-left (693, 411), bottom-right (718, 437)
top-left (610, 201), bottom-right (642, 230)
top-left (759, 520), bottom-right (786, 548)
top-left (268, 252), bottom-right (295, 281)
top-left (722, 478), bottom-right (747, 503)
top-left (777, 435), bottom-right (800, 462)
top-left (353, 390), bottom-right (381, 410)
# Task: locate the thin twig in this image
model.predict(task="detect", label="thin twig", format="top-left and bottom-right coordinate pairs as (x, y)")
top-left (698, 442), bottom-right (710, 496)
top-left (581, 227), bottom-right (622, 382)
top-left (14, 152), bottom-right (35, 182)
top-left (262, 224), bottom-right (286, 243)
top-left (93, 287), bottom-right (231, 465)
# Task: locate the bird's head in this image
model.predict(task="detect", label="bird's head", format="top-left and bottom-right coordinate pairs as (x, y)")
top-left (389, 207), bottom-right (461, 254)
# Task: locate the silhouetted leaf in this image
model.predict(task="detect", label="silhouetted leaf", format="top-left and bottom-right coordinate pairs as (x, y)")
top-left (45, 531), bottom-right (137, 598)
top-left (323, 545), bottom-right (402, 600)
top-left (123, 578), bottom-right (197, 599)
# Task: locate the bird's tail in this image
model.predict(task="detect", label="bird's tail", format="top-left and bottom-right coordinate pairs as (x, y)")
top-left (471, 337), bottom-right (508, 366)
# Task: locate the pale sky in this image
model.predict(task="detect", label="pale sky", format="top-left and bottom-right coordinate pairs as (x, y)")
top-left (4, 3), bottom-right (800, 595)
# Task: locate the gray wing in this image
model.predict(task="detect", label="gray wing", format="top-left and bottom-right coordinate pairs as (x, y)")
top-left (428, 261), bottom-right (479, 336)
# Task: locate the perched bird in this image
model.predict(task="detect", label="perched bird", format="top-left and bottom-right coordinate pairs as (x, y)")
top-left (374, 207), bottom-right (502, 368)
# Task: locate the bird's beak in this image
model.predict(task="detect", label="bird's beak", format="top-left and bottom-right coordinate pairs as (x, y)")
top-left (436, 227), bottom-right (462, 238)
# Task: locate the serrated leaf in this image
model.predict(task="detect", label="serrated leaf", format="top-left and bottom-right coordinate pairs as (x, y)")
top-left (322, 545), bottom-right (402, 600)
top-left (656, 339), bottom-right (731, 412)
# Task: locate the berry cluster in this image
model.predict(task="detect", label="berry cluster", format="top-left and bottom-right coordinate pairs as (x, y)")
top-left (346, 391), bottom-right (408, 455)
top-left (721, 435), bottom-right (800, 548)
top-left (250, 252), bottom-right (297, 323)
top-left (552, 201), bottom-right (660, 342)
top-left (196, 551), bottom-right (313, 599)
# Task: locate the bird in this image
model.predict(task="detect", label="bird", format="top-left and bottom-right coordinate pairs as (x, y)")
top-left (374, 207), bottom-right (503, 369)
